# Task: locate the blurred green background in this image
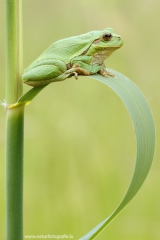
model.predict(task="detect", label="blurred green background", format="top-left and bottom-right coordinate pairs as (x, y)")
top-left (0, 0), bottom-right (159, 239)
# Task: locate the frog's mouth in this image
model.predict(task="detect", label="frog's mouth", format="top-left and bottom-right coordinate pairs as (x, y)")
top-left (100, 46), bottom-right (121, 56)
top-left (103, 46), bottom-right (121, 51)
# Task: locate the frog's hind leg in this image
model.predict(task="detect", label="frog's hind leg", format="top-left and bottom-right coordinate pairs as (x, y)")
top-left (72, 63), bottom-right (90, 77)
top-left (22, 59), bottom-right (68, 86)
top-left (65, 63), bottom-right (90, 80)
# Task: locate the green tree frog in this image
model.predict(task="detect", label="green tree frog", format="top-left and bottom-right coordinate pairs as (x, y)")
top-left (22, 28), bottom-right (123, 86)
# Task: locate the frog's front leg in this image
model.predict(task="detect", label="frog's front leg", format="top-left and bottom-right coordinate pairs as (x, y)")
top-left (99, 69), bottom-right (115, 78)
top-left (70, 55), bottom-right (115, 79)
top-left (67, 55), bottom-right (100, 79)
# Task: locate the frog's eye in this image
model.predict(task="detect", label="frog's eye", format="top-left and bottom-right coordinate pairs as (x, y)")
top-left (103, 32), bottom-right (112, 41)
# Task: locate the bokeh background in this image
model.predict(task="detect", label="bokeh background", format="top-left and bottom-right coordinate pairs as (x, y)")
top-left (0, 0), bottom-right (159, 239)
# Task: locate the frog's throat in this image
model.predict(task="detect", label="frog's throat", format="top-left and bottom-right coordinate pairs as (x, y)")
top-left (91, 46), bottom-right (120, 64)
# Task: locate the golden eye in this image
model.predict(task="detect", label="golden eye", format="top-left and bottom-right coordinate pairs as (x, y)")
top-left (103, 32), bottom-right (112, 41)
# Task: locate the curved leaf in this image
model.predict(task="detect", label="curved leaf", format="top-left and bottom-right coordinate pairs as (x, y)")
top-left (8, 85), bottom-right (47, 108)
top-left (79, 69), bottom-right (155, 239)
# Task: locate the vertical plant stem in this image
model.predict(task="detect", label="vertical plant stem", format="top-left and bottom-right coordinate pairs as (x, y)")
top-left (6, 0), bottom-right (23, 103)
top-left (6, 106), bottom-right (24, 240)
top-left (6, 0), bottom-right (23, 240)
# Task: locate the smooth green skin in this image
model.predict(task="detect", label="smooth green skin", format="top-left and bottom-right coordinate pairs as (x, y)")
top-left (22, 28), bottom-right (123, 86)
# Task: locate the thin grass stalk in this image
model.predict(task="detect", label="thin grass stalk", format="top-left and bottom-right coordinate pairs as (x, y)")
top-left (5, 0), bottom-right (23, 239)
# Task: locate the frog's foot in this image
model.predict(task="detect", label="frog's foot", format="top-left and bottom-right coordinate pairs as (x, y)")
top-left (72, 63), bottom-right (90, 79)
top-left (72, 72), bottom-right (78, 80)
top-left (99, 69), bottom-right (115, 78)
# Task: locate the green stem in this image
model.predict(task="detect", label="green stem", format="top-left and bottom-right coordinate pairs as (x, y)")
top-left (6, 105), bottom-right (24, 240)
top-left (5, 0), bottom-right (23, 240)
top-left (6, 0), bottom-right (23, 103)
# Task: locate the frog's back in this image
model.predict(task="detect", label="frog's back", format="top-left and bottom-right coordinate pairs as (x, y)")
top-left (36, 30), bottom-right (102, 63)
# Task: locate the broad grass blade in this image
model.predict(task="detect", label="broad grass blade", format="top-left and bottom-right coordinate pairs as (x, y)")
top-left (80, 69), bottom-right (155, 239)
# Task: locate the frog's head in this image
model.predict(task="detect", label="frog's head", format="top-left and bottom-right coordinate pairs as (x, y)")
top-left (86, 28), bottom-right (123, 57)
